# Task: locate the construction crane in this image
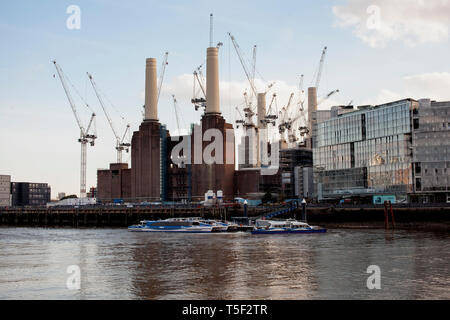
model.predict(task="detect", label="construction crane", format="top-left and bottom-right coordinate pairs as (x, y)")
top-left (228, 32), bottom-right (258, 100)
top-left (235, 106), bottom-right (246, 129)
top-left (261, 93), bottom-right (278, 126)
top-left (317, 89), bottom-right (340, 107)
top-left (191, 63), bottom-right (207, 110)
top-left (312, 46), bottom-right (327, 92)
top-left (278, 93), bottom-right (295, 134)
top-left (250, 45), bottom-right (257, 103)
top-left (285, 75), bottom-right (308, 144)
top-left (87, 72), bottom-right (131, 164)
top-left (53, 60), bottom-right (97, 198)
top-left (157, 52), bottom-right (169, 103)
top-left (172, 94), bottom-right (181, 134)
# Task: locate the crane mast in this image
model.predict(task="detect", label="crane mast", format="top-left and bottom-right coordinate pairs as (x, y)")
top-left (87, 72), bottom-right (131, 164)
top-left (53, 60), bottom-right (97, 198)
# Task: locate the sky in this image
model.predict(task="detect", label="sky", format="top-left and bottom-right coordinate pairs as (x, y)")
top-left (1, 0), bottom-right (449, 199)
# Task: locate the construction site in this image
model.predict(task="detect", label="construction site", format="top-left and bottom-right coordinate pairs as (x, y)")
top-left (48, 15), bottom-right (337, 205)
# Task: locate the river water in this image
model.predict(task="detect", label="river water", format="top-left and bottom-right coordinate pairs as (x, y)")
top-left (0, 226), bottom-right (448, 299)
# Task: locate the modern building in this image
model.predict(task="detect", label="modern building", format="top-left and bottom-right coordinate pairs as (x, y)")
top-left (311, 109), bottom-right (332, 148)
top-left (313, 98), bottom-right (450, 203)
top-left (280, 147), bottom-right (313, 199)
top-left (11, 182), bottom-right (51, 206)
top-left (410, 99), bottom-right (450, 203)
top-left (0, 175), bottom-right (11, 207)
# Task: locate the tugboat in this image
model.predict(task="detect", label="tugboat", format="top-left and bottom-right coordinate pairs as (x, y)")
top-left (251, 219), bottom-right (327, 234)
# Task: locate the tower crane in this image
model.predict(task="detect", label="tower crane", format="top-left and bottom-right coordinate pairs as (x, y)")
top-left (157, 52), bottom-right (169, 103)
top-left (235, 106), bottom-right (246, 129)
top-left (228, 32), bottom-right (258, 100)
top-left (317, 89), bottom-right (340, 107)
top-left (250, 45), bottom-right (257, 103)
top-left (53, 60), bottom-right (97, 198)
top-left (191, 63), bottom-right (207, 111)
top-left (261, 93), bottom-right (278, 126)
top-left (171, 94), bottom-right (181, 134)
top-left (87, 72), bottom-right (131, 164)
top-left (312, 46), bottom-right (327, 92)
top-left (284, 75), bottom-right (308, 144)
top-left (278, 93), bottom-right (295, 134)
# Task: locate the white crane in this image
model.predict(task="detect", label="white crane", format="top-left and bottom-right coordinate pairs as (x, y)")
top-left (278, 93), bottom-right (295, 134)
top-left (171, 94), bottom-right (181, 134)
top-left (317, 89), bottom-right (340, 107)
top-left (53, 60), bottom-right (97, 198)
top-left (261, 93), bottom-right (278, 126)
top-left (312, 46), bottom-right (327, 92)
top-left (157, 52), bottom-right (169, 103)
top-left (87, 72), bottom-right (131, 164)
top-left (228, 32), bottom-right (258, 101)
top-left (191, 63), bottom-right (207, 111)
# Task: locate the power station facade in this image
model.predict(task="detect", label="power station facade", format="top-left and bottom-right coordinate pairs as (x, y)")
top-left (97, 45), bottom-right (265, 203)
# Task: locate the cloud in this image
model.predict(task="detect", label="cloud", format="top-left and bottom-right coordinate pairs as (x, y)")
top-left (403, 72), bottom-right (450, 100)
top-left (365, 72), bottom-right (450, 105)
top-left (155, 74), bottom-right (302, 131)
top-left (333, 0), bottom-right (450, 47)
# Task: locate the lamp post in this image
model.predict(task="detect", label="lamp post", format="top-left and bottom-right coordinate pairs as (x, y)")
top-left (301, 198), bottom-right (307, 222)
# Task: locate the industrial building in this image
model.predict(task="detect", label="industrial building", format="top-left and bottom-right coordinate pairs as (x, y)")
top-left (10, 182), bottom-right (51, 206)
top-left (98, 44), bottom-right (237, 203)
top-left (0, 175), bottom-right (11, 207)
top-left (95, 32), bottom-right (327, 204)
top-left (313, 98), bottom-right (450, 203)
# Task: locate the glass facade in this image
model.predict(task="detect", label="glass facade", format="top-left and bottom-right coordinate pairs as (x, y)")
top-left (411, 100), bottom-right (450, 202)
top-left (313, 99), bottom-right (416, 198)
top-left (11, 182), bottom-right (51, 206)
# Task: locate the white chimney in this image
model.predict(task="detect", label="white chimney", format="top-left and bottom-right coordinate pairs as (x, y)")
top-left (206, 47), bottom-right (220, 114)
top-left (144, 58), bottom-right (158, 121)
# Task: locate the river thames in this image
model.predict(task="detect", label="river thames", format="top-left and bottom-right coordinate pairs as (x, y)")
top-left (0, 226), bottom-right (448, 299)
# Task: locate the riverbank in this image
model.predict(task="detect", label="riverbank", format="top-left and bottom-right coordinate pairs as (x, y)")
top-left (0, 204), bottom-right (449, 229)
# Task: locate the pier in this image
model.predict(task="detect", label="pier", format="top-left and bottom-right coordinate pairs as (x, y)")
top-left (0, 204), bottom-right (449, 230)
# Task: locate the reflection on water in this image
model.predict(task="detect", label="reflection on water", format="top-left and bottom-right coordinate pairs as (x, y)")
top-left (0, 227), bottom-right (449, 299)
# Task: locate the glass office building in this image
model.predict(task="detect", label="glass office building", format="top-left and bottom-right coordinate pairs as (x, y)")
top-left (313, 99), bottom-right (418, 201)
top-left (411, 99), bottom-right (450, 203)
